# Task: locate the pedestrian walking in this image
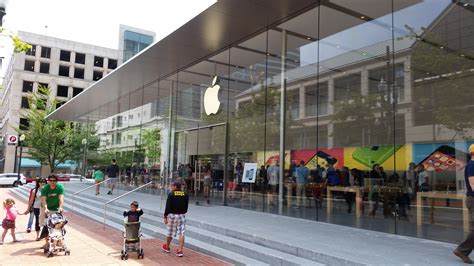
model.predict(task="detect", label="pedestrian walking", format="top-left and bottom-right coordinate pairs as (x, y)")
top-left (106, 159), bottom-right (120, 195)
top-left (454, 144), bottom-right (474, 264)
top-left (24, 177), bottom-right (46, 240)
top-left (40, 175), bottom-right (65, 248)
top-left (93, 166), bottom-right (104, 195)
top-left (1, 198), bottom-right (23, 244)
top-left (161, 181), bottom-right (189, 257)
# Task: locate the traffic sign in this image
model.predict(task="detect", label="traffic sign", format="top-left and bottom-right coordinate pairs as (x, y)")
top-left (7, 135), bottom-right (18, 145)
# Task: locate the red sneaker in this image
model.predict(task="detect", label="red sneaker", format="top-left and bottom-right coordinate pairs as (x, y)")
top-left (161, 243), bottom-right (170, 253)
top-left (176, 249), bottom-right (183, 257)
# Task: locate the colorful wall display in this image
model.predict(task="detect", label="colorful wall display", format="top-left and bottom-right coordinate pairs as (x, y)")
top-left (253, 141), bottom-right (474, 173)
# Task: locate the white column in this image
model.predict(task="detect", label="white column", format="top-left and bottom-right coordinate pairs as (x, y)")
top-left (299, 86), bottom-right (305, 119)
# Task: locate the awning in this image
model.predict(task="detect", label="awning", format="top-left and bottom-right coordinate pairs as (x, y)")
top-left (47, 0), bottom-right (421, 123)
top-left (20, 158), bottom-right (76, 169)
top-left (20, 158), bottom-right (41, 168)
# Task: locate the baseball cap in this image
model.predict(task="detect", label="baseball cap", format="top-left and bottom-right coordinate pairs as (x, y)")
top-left (469, 144), bottom-right (474, 154)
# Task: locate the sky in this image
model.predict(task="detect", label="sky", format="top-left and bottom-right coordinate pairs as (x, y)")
top-left (4, 0), bottom-right (216, 49)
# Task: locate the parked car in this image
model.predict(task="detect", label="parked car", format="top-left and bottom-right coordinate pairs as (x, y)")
top-left (0, 173), bottom-right (26, 187)
top-left (55, 174), bottom-right (71, 182)
top-left (25, 176), bottom-right (37, 183)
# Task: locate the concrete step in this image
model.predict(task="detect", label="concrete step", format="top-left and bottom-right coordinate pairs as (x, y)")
top-left (63, 190), bottom-right (346, 265)
top-left (11, 186), bottom-right (269, 266)
top-left (61, 191), bottom-right (322, 265)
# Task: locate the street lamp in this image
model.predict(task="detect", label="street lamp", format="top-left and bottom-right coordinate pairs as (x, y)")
top-left (17, 134), bottom-right (25, 182)
top-left (81, 138), bottom-right (87, 182)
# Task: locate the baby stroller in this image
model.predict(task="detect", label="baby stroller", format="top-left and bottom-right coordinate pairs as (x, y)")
top-left (44, 212), bottom-right (70, 257)
top-left (121, 221), bottom-right (144, 260)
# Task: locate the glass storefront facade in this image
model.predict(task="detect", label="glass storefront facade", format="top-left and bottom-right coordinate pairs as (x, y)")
top-left (72, 0), bottom-right (474, 244)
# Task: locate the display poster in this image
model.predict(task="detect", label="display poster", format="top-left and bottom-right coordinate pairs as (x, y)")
top-left (343, 144), bottom-right (411, 171)
top-left (242, 163), bottom-right (258, 183)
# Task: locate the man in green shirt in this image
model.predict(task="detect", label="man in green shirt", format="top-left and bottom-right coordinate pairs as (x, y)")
top-left (40, 174), bottom-right (65, 248)
top-left (93, 166), bottom-right (105, 195)
top-left (41, 174), bottom-right (64, 213)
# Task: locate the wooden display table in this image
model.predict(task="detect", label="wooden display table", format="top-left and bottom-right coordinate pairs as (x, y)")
top-left (285, 181), bottom-right (295, 207)
top-left (326, 186), bottom-right (363, 217)
top-left (416, 192), bottom-right (468, 233)
top-left (326, 186), bottom-right (402, 218)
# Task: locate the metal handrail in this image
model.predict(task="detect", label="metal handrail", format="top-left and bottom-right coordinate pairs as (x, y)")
top-left (103, 181), bottom-right (153, 229)
top-left (72, 179), bottom-right (109, 214)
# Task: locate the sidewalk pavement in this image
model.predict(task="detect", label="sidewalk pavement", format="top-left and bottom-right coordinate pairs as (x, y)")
top-left (0, 188), bottom-right (229, 265)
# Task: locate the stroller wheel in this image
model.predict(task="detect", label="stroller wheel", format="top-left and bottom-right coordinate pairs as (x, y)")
top-left (124, 253), bottom-right (129, 260)
top-left (47, 251), bottom-right (53, 258)
top-left (65, 250), bottom-right (71, 255)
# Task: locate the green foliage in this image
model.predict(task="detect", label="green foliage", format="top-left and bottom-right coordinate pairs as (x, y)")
top-left (0, 27), bottom-right (32, 53)
top-left (19, 85), bottom-right (73, 173)
top-left (143, 128), bottom-right (161, 166)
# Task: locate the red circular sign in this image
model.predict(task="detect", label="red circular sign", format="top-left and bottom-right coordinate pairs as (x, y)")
top-left (8, 136), bottom-right (17, 143)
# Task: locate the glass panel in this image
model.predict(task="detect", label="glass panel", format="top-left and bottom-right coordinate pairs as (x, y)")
top-left (394, 0), bottom-right (468, 243)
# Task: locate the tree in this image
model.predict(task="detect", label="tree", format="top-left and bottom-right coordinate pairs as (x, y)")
top-left (142, 128), bottom-right (161, 167)
top-left (19, 85), bottom-right (74, 173)
top-left (410, 31), bottom-right (474, 140)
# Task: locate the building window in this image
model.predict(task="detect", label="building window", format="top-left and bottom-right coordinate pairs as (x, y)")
top-left (26, 45), bottom-right (36, 56)
top-left (116, 132), bottom-right (122, 144)
top-left (22, 81), bottom-right (34, 93)
top-left (24, 60), bottom-right (35, 72)
top-left (73, 87), bottom-right (83, 97)
top-left (75, 53), bottom-right (85, 64)
top-left (108, 59), bottom-right (117, 69)
top-left (39, 62), bottom-right (50, 74)
top-left (334, 74), bottom-right (361, 101)
top-left (60, 50), bottom-right (71, 62)
top-left (58, 65), bottom-right (69, 77)
top-left (56, 101), bottom-right (65, 109)
top-left (123, 31), bottom-right (154, 62)
top-left (305, 83), bottom-right (329, 117)
top-left (129, 114), bottom-right (133, 119)
top-left (117, 116), bottom-right (123, 127)
top-left (94, 56), bottom-right (104, 67)
top-left (93, 71), bottom-right (103, 81)
top-left (368, 63), bottom-right (405, 102)
top-left (38, 82), bottom-right (49, 90)
top-left (57, 85), bottom-right (69, 97)
top-left (21, 97), bottom-right (29, 109)
top-left (40, 47), bottom-right (51, 58)
top-left (74, 68), bottom-right (84, 79)
top-left (19, 118), bottom-right (29, 130)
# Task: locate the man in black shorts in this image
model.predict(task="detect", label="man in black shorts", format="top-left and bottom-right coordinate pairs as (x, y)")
top-left (161, 181), bottom-right (189, 257)
top-left (106, 159), bottom-right (119, 195)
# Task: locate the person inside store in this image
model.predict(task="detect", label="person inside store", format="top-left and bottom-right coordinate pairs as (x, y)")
top-left (326, 163), bottom-right (339, 186)
top-left (295, 160), bottom-right (309, 208)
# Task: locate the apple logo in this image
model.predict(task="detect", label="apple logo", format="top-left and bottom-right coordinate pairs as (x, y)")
top-left (204, 76), bottom-right (221, 115)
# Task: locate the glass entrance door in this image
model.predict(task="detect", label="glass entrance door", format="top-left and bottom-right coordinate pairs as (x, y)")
top-left (173, 123), bottom-right (227, 205)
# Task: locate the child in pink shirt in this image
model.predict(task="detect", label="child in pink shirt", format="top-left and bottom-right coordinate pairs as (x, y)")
top-left (1, 198), bottom-right (23, 244)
